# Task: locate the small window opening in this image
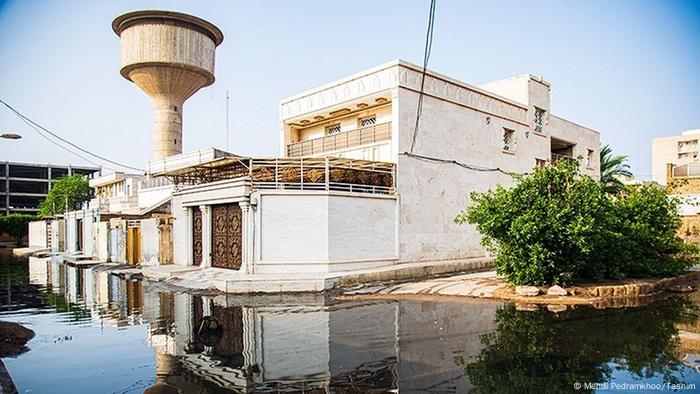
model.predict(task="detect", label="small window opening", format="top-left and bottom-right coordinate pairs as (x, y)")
top-left (503, 128), bottom-right (516, 152)
top-left (326, 124), bottom-right (342, 135)
top-left (359, 115), bottom-right (377, 128)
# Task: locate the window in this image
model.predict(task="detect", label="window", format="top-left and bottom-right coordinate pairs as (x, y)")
top-left (503, 128), bottom-right (516, 152)
top-left (326, 124), bottom-right (342, 135)
top-left (535, 158), bottom-right (547, 169)
top-left (586, 149), bottom-right (595, 168)
top-left (534, 107), bottom-right (545, 134)
top-left (359, 115), bottom-right (377, 128)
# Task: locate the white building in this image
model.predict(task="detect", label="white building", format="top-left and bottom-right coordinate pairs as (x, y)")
top-left (651, 128), bottom-right (700, 185)
top-left (146, 60), bottom-right (600, 292)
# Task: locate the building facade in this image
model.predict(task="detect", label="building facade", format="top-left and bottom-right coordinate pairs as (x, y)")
top-left (1, 161), bottom-right (100, 215)
top-left (125, 59), bottom-right (601, 292)
top-left (279, 59), bottom-right (600, 266)
top-left (652, 129), bottom-right (700, 185)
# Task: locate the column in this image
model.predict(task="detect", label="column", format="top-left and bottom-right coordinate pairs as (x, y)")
top-left (183, 206), bottom-right (191, 266)
top-left (242, 307), bottom-right (259, 373)
top-left (239, 201), bottom-right (253, 274)
top-left (200, 205), bottom-right (212, 268)
top-left (5, 162), bottom-right (9, 214)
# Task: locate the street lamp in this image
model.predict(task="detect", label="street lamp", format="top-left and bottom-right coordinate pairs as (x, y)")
top-left (1, 132), bottom-right (22, 140)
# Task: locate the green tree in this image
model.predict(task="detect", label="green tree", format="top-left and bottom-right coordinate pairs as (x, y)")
top-left (600, 144), bottom-right (632, 195)
top-left (456, 160), bottom-right (697, 286)
top-left (0, 214), bottom-right (39, 246)
top-left (38, 175), bottom-right (92, 217)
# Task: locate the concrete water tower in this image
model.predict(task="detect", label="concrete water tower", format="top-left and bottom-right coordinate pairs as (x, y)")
top-left (112, 10), bottom-right (224, 159)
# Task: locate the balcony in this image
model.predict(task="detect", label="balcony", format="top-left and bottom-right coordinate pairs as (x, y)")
top-left (158, 156), bottom-right (396, 195)
top-left (551, 153), bottom-right (575, 164)
top-left (287, 122), bottom-right (391, 157)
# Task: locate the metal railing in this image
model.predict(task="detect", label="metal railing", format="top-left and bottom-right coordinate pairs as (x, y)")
top-left (551, 153), bottom-right (575, 164)
top-left (140, 176), bottom-right (172, 189)
top-left (286, 122), bottom-right (391, 157)
top-left (673, 163), bottom-right (700, 178)
top-left (249, 157), bottom-right (395, 195)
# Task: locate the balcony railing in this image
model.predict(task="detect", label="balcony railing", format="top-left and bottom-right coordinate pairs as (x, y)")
top-left (162, 156), bottom-right (396, 195)
top-left (673, 163), bottom-right (700, 178)
top-left (250, 157), bottom-right (395, 195)
top-left (287, 122), bottom-right (391, 157)
top-left (551, 153), bottom-right (575, 164)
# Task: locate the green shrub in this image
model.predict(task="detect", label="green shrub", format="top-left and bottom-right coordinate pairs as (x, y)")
top-left (455, 160), bottom-right (698, 286)
top-left (0, 214), bottom-right (39, 246)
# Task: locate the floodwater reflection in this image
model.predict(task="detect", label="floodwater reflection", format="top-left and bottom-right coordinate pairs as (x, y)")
top-left (0, 255), bottom-right (699, 393)
top-left (462, 299), bottom-right (700, 393)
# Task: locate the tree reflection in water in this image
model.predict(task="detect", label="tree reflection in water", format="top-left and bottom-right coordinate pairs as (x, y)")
top-left (460, 297), bottom-right (700, 393)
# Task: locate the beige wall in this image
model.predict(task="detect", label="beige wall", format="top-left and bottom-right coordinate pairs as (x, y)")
top-left (652, 131), bottom-right (700, 185)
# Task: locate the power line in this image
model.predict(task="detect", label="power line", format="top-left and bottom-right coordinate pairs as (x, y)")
top-left (409, 0), bottom-right (437, 154)
top-left (0, 99), bottom-right (145, 173)
top-left (11, 108), bottom-right (112, 171)
top-left (401, 151), bottom-right (529, 177)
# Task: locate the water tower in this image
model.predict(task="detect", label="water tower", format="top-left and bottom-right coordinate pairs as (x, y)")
top-left (112, 10), bottom-right (224, 159)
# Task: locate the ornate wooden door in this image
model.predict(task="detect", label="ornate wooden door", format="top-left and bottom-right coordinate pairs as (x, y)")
top-left (126, 227), bottom-right (140, 265)
top-left (158, 217), bottom-right (173, 265)
top-left (211, 203), bottom-right (242, 270)
top-left (192, 207), bottom-right (202, 266)
top-left (212, 305), bottom-right (244, 367)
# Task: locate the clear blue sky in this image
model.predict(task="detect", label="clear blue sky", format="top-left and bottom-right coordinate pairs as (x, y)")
top-left (1, 0), bottom-right (698, 178)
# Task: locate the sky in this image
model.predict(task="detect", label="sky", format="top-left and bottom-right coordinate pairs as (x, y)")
top-left (0, 0), bottom-right (698, 178)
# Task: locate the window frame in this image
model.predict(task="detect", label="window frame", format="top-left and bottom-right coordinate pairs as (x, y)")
top-left (503, 128), bottom-right (517, 153)
top-left (325, 123), bottom-right (342, 136)
top-left (358, 114), bottom-right (377, 128)
top-left (534, 107), bottom-right (546, 135)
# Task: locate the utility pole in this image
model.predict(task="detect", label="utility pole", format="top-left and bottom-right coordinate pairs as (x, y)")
top-left (225, 90), bottom-right (230, 151)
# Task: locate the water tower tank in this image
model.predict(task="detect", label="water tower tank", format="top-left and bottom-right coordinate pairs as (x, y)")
top-left (112, 10), bottom-right (224, 159)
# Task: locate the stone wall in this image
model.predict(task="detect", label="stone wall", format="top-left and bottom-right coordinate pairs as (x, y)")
top-left (679, 215), bottom-right (700, 244)
top-left (140, 218), bottom-right (160, 266)
top-left (256, 191), bottom-right (398, 274)
top-left (668, 177), bottom-right (700, 195)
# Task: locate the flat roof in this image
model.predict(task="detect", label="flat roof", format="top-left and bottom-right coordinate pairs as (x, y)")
top-left (2, 160), bottom-right (101, 171)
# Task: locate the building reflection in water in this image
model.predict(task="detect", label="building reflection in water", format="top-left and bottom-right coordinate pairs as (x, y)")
top-left (28, 257), bottom-right (144, 327)
top-left (26, 257), bottom-right (498, 392)
top-left (19, 256), bottom-right (700, 393)
top-left (142, 292), bottom-right (498, 393)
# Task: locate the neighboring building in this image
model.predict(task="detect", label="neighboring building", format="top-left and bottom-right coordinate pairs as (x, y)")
top-left (651, 129), bottom-right (700, 185)
top-left (0, 161), bottom-right (100, 215)
top-left (665, 161), bottom-right (700, 244)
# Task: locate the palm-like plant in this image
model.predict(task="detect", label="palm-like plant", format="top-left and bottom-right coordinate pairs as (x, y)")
top-left (600, 144), bottom-right (632, 195)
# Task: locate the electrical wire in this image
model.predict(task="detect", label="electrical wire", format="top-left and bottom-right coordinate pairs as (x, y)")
top-left (0, 99), bottom-right (145, 173)
top-left (401, 151), bottom-right (529, 177)
top-left (9, 108), bottom-right (114, 171)
top-left (409, 0), bottom-right (437, 154)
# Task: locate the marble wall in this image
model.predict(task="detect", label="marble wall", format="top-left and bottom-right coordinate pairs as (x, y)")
top-left (256, 192), bottom-right (398, 273)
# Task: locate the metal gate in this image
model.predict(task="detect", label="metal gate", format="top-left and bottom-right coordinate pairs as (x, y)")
top-left (211, 203), bottom-right (242, 270)
top-left (192, 207), bottom-right (202, 266)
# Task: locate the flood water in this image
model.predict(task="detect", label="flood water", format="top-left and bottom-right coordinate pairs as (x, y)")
top-left (2, 253), bottom-right (700, 393)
